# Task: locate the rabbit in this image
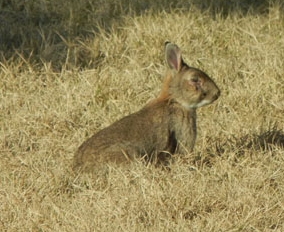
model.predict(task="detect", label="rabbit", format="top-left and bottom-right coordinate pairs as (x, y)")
top-left (73, 42), bottom-right (220, 172)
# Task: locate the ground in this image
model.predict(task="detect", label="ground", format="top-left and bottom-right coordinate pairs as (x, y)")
top-left (0, 1), bottom-right (284, 231)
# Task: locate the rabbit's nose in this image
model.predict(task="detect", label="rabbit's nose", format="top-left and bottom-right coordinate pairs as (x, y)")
top-left (217, 89), bottom-right (221, 97)
top-left (213, 90), bottom-right (221, 101)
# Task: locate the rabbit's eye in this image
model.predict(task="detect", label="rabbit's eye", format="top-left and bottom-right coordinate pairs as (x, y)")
top-left (191, 77), bottom-right (199, 82)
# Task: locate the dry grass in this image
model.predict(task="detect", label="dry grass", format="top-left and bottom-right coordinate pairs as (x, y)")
top-left (1, 1), bottom-right (284, 231)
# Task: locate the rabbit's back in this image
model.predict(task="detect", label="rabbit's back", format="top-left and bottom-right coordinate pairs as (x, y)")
top-left (73, 100), bottom-right (178, 170)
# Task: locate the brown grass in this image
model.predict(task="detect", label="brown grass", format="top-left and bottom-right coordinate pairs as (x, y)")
top-left (1, 1), bottom-right (284, 231)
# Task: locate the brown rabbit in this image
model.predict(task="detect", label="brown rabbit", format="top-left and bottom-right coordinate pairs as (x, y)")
top-left (74, 42), bottom-right (220, 171)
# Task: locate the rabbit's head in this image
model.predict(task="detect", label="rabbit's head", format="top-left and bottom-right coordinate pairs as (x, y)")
top-left (165, 42), bottom-right (220, 109)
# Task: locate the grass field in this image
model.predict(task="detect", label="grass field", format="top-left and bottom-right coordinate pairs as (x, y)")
top-left (1, 0), bottom-right (284, 231)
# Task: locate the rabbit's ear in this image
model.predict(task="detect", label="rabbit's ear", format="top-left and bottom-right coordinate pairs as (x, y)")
top-left (165, 42), bottom-right (183, 72)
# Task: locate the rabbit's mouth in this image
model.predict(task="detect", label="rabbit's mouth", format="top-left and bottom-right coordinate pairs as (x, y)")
top-left (196, 88), bottom-right (220, 108)
top-left (194, 99), bottom-right (215, 108)
top-left (178, 99), bottom-right (208, 109)
top-left (179, 94), bottom-right (219, 109)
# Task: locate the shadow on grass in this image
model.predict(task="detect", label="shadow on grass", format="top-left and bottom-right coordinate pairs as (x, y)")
top-left (237, 128), bottom-right (284, 151)
top-left (0, 0), bottom-right (282, 68)
top-left (194, 126), bottom-right (284, 168)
